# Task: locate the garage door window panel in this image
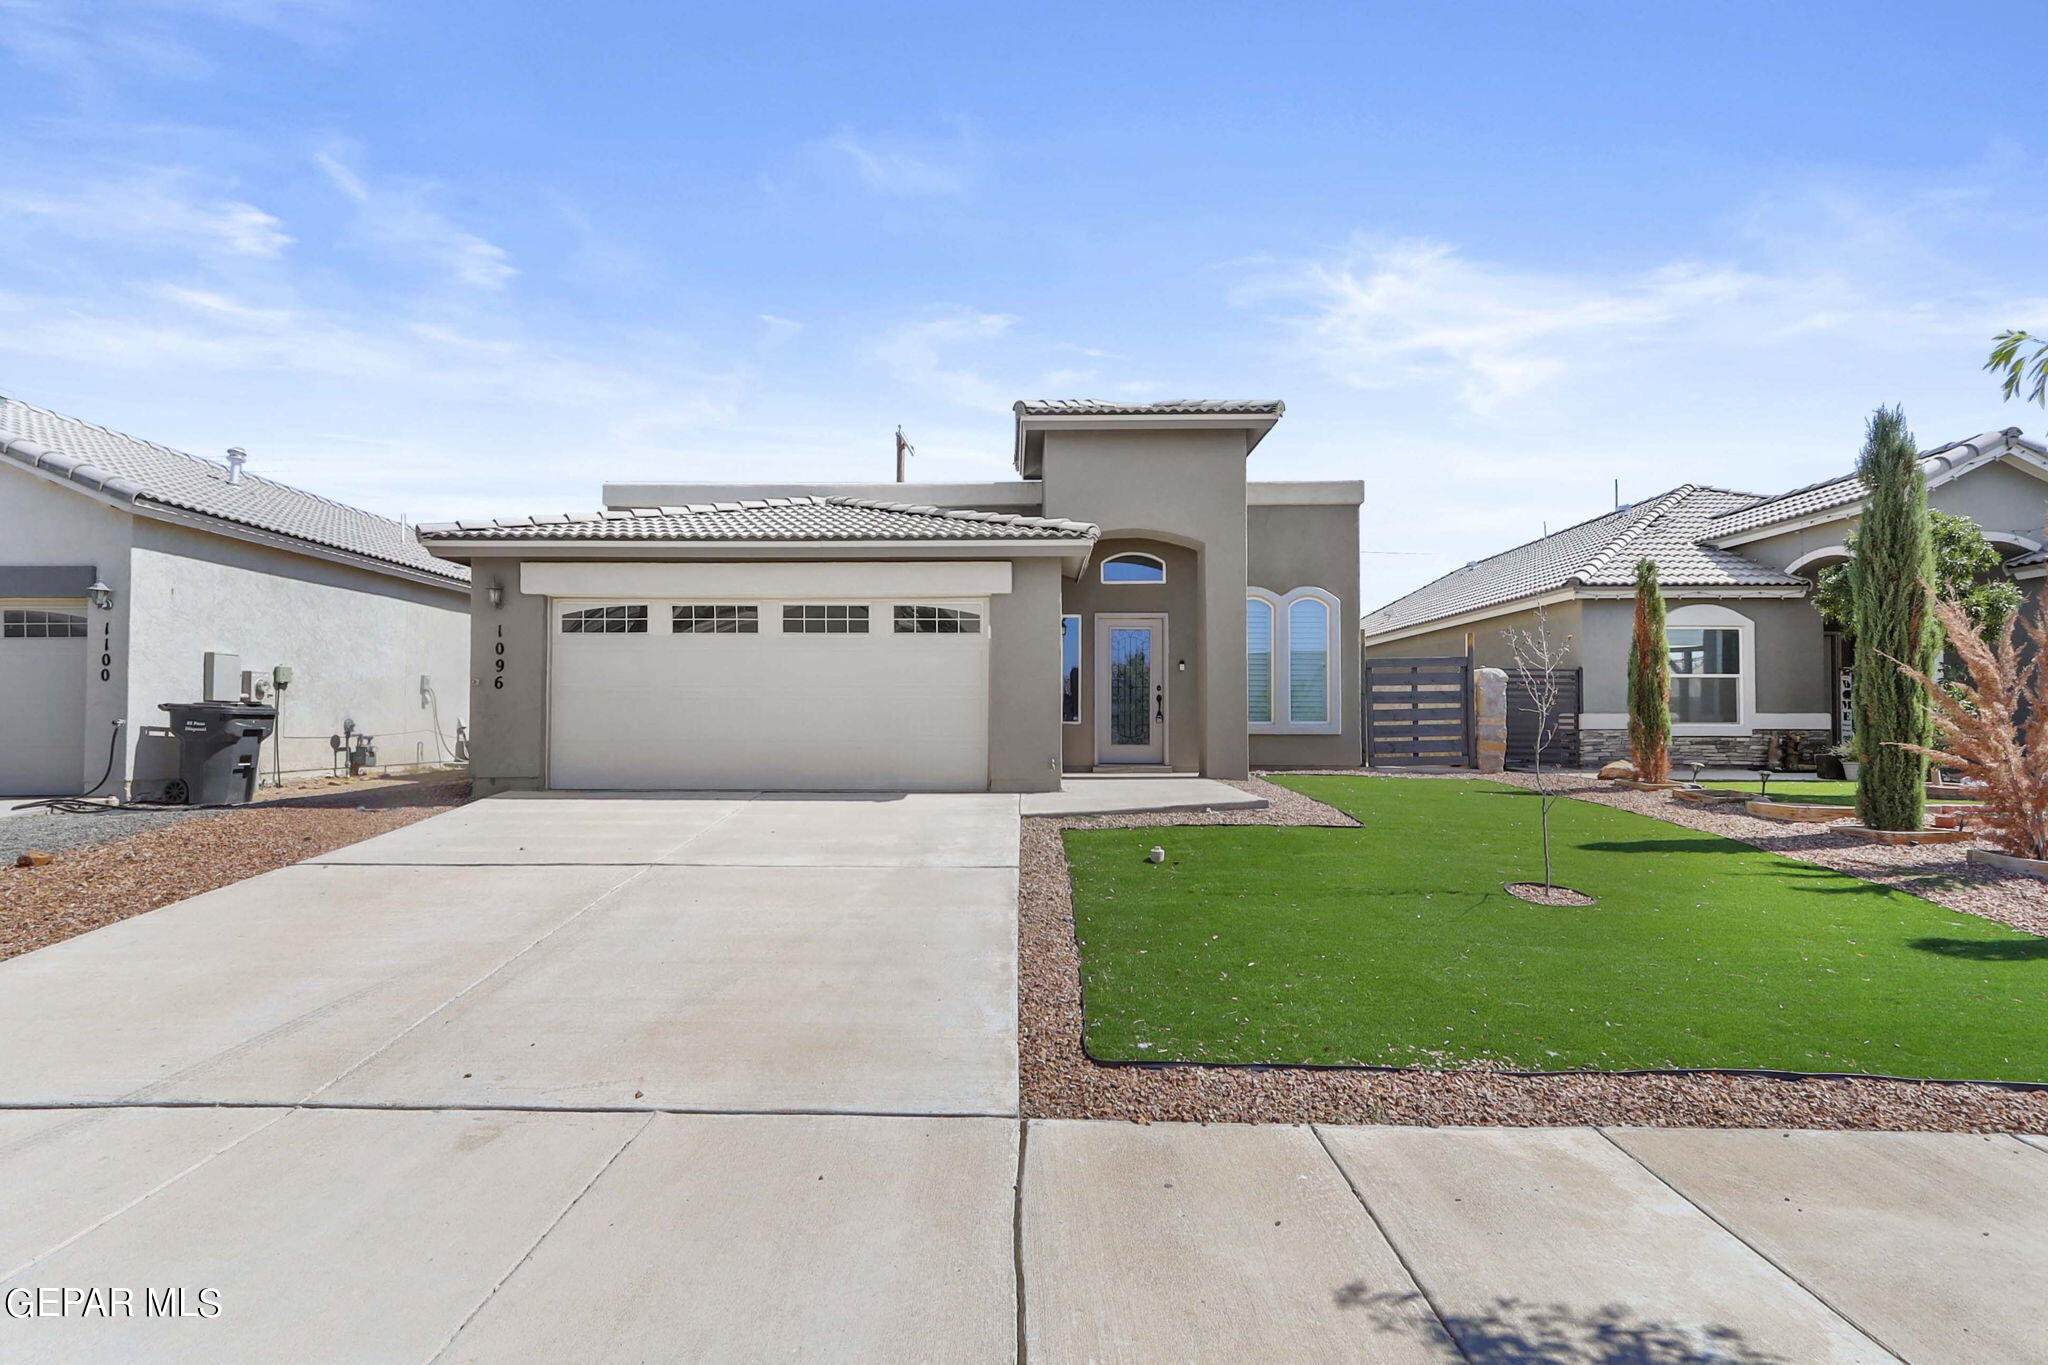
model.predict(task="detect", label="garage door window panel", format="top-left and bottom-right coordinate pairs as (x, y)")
top-left (894, 605), bottom-right (981, 634)
top-left (783, 604), bottom-right (869, 634)
top-left (561, 605), bottom-right (647, 635)
top-left (673, 604), bottom-right (759, 634)
top-left (3, 609), bottom-right (87, 639)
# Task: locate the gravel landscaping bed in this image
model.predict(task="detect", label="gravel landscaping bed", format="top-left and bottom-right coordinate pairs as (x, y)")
top-left (0, 801), bottom-right (236, 864)
top-left (1020, 771), bottom-right (2048, 1131)
top-left (0, 774), bottom-right (470, 962)
top-left (1484, 769), bottom-right (2048, 939)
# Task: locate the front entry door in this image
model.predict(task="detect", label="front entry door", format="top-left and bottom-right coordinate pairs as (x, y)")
top-left (1095, 614), bottom-right (1166, 765)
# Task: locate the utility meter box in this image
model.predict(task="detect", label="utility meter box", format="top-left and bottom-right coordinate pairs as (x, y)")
top-left (203, 651), bottom-right (242, 702)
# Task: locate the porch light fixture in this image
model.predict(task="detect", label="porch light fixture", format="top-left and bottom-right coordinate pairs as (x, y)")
top-left (87, 579), bottom-right (114, 611)
top-left (488, 580), bottom-right (504, 609)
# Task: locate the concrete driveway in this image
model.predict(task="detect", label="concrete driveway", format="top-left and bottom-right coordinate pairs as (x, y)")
top-left (3, 791), bottom-right (2045, 1362)
top-left (0, 792), bottom-right (1020, 1116)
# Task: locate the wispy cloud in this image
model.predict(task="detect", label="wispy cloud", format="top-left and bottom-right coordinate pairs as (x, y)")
top-left (1246, 239), bottom-right (1762, 411)
top-left (823, 128), bottom-right (970, 197)
top-left (872, 309), bottom-right (1018, 410)
top-left (315, 145), bottom-right (515, 290)
top-left (0, 167), bottom-right (291, 259)
top-left (1, 0), bottom-right (353, 83)
top-left (1250, 197), bottom-right (2048, 416)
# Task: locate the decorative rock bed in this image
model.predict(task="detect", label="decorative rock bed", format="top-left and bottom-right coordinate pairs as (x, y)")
top-left (1503, 881), bottom-right (1597, 906)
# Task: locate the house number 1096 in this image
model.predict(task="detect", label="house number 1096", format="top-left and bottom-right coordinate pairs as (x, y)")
top-left (493, 626), bottom-right (506, 689)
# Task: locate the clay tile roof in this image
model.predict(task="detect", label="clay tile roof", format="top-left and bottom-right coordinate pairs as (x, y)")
top-left (0, 394), bottom-right (466, 584)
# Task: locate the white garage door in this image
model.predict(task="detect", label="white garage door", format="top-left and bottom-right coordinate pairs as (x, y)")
top-left (547, 597), bottom-right (991, 791)
top-left (0, 605), bottom-right (88, 796)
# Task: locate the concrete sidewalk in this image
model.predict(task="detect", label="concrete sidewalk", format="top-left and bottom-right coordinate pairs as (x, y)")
top-left (5, 1112), bottom-right (2045, 1361)
top-left (0, 791), bottom-right (2043, 1361)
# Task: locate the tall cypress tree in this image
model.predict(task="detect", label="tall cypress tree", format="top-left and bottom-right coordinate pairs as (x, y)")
top-left (1850, 405), bottom-right (1937, 830)
top-left (1627, 558), bottom-right (1671, 782)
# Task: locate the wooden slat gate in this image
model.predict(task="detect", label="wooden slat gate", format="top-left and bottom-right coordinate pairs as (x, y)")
top-left (1505, 666), bottom-right (1582, 770)
top-left (1364, 656), bottom-right (1474, 767)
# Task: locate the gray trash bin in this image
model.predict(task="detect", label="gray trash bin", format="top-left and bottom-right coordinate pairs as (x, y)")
top-left (160, 701), bottom-right (278, 805)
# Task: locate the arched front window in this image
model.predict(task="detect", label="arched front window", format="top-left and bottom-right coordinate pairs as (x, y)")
top-left (1247, 587), bottom-right (1341, 734)
top-left (1246, 597), bottom-right (1275, 724)
top-left (1100, 552), bottom-right (1166, 584)
top-left (1287, 597), bottom-right (1330, 724)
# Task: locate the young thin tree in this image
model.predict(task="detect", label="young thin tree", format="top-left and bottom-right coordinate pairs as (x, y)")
top-left (1896, 597), bottom-right (2048, 861)
top-left (1626, 558), bottom-right (1671, 782)
top-left (1505, 611), bottom-right (1574, 890)
top-left (1850, 405), bottom-right (1938, 831)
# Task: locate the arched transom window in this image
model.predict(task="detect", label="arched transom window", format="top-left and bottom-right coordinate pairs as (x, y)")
top-left (1100, 552), bottom-right (1166, 584)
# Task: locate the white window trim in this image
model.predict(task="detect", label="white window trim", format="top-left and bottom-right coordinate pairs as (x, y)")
top-left (1248, 585), bottom-right (1342, 736)
top-left (1665, 603), bottom-right (1755, 736)
top-left (1100, 552), bottom-right (1166, 584)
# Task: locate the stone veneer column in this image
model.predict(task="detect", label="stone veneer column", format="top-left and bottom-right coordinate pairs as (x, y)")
top-left (1473, 667), bottom-right (1507, 773)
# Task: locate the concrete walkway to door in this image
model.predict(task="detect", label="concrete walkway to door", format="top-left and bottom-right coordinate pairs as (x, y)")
top-left (0, 791), bottom-right (2044, 1362)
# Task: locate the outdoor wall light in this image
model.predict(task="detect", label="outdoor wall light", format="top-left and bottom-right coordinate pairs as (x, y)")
top-left (87, 579), bottom-right (114, 611)
top-left (488, 580), bottom-right (504, 609)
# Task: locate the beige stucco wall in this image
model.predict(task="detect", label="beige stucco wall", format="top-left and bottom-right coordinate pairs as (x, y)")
top-left (1037, 428), bottom-right (1250, 778)
top-left (1248, 502), bottom-right (1361, 767)
top-left (460, 554), bottom-right (1067, 796)
top-left (1058, 537), bottom-right (1201, 772)
top-left (1367, 599), bottom-right (1586, 673)
top-left (1735, 460), bottom-right (2048, 572)
top-left (125, 518), bottom-right (471, 790)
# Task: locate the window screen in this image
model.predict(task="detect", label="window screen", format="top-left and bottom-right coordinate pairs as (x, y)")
top-left (1669, 627), bottom-right (1740, 723)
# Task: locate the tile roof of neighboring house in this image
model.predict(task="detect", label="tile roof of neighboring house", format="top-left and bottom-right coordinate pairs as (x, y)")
top-left (1703, 428), bottom-right (2035, 539)
top-left (1013, 399), bottom-right (1285, 416)
top-left (0, 396), bottom-right (466, 585)
top-left (1362, 485), bottom-right (1807, 639)
top-left (417, 496), bottom-right (1100, 543)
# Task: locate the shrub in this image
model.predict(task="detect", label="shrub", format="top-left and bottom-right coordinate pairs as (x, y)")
top-left (1896, 598), bottom-right (2048, 861)
top-left (1849, 406), bottom-right (1937, 830)
top-left (1626, 558), bottom-right (1671, 782)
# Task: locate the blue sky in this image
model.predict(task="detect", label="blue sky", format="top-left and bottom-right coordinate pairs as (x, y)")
top-left (4, 1), bottom-right (2045, 608)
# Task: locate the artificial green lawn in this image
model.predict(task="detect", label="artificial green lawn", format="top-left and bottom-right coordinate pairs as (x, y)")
top-left (1063, 776), bottom-right (2048, 1080)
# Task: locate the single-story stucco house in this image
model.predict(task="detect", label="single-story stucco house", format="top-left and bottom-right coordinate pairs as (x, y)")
top-left (1361, 426), bottom-right (2048, 768)
top-left (420, 399), bottom-right (1362, 794)
top-left (0, 395), bottom-right (472, 798)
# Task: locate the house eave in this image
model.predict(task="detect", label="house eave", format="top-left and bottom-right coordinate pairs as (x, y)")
top-left (421, 536), bottom-right (1099, 578)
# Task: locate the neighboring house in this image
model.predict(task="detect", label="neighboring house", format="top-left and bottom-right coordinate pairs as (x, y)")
top-left (420, 399), bottom-right (1361, 794)
top-left (1361, 427), bottom-right (2048, 767)
top-left (0, 396), bottom-right (471, 798)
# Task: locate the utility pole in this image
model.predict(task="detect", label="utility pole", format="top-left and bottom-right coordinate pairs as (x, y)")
top-left (895, 426), bottom-right (913, 482)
